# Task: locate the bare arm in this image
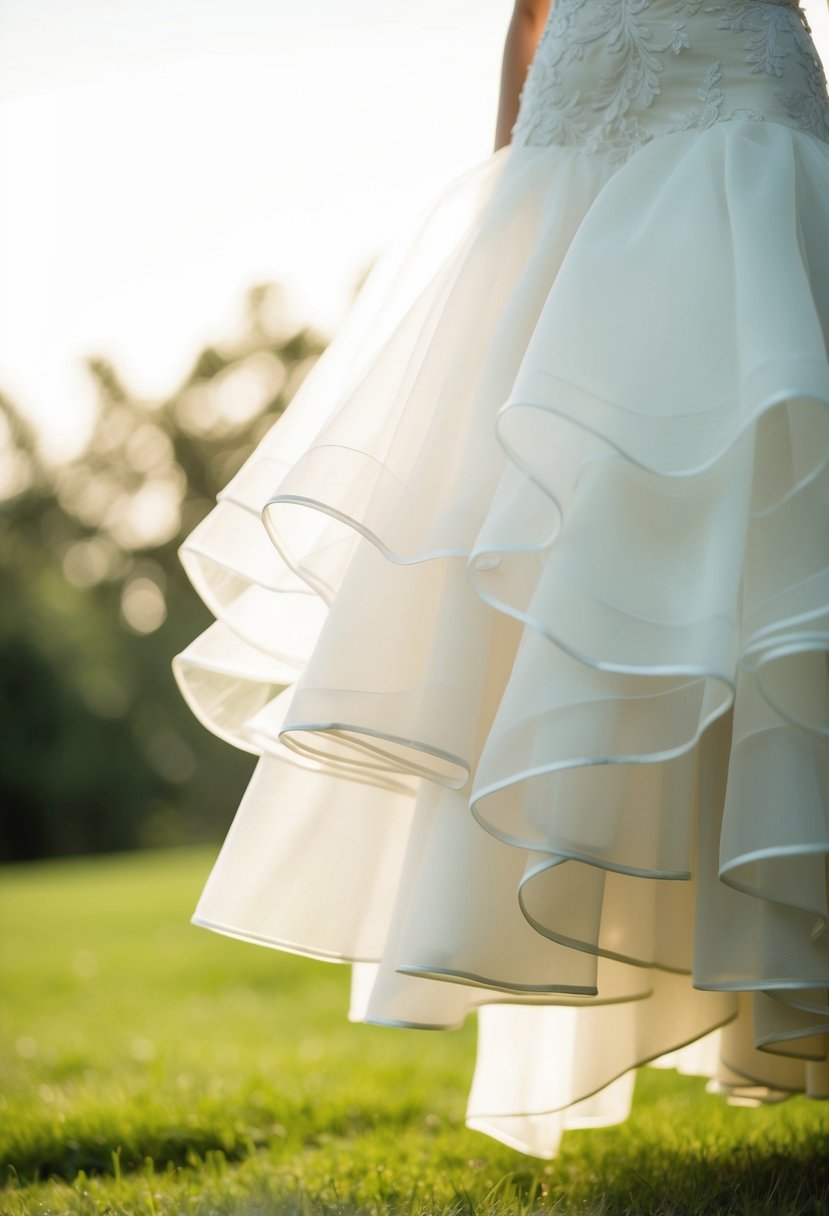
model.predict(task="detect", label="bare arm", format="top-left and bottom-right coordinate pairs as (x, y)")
top-left (493, 0), bottom-right (552, 151)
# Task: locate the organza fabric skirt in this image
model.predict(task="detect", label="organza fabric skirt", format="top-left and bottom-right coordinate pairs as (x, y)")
top-left (175, 0), bottom-right (829, 1159)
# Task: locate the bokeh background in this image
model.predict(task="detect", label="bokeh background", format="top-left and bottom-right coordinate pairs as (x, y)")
top-left (0, 0), bottom-right (517, 862)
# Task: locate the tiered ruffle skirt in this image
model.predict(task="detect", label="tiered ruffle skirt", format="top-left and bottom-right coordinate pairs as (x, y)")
top-left (175, 116), bottom-right (829, 1158)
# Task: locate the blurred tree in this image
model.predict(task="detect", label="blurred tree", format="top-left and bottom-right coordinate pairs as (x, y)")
top-left (0, 284), bottom-right (327, 861)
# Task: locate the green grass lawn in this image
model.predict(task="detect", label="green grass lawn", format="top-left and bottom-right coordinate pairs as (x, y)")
top-left (1, 845), bottom-right (827, 1216)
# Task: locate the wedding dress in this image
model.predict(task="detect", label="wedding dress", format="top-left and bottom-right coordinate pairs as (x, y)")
top-left (174, 0), bottom-right (829, 1159)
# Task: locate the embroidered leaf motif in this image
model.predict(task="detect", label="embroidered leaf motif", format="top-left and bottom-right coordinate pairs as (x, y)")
top-left (511, 0), bottom-right (829, 160)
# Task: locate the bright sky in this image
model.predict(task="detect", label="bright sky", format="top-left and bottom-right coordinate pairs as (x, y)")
top-left (1, 0), bottom-right (827, 461)
top-left (0, 0), bottom-right (510, 458)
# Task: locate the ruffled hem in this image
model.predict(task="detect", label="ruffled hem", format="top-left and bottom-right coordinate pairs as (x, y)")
top-left (174, 118), bottom-right (829, 1159)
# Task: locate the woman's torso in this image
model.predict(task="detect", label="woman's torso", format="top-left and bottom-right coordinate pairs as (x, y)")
top-left (512, 0), bottom-right (829, 160)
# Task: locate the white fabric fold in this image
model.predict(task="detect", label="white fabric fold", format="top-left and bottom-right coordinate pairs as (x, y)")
top-left (174, 69), bottom-right (829, 1156)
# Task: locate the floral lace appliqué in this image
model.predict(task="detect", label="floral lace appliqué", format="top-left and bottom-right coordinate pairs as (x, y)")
top-left (513, 0), bottom-right (693, 158)
top-left (711, 0), bottom-right (798, 77)
top-left (706, 0), bottom-right (829, 139)
top-left (589, 0), bottom-right (691, 121)
top-left (667, 59), bottom-right (767, 130)
top-left (512, 0), bottom-right (829, 159)
top-left (775, 24), bottom-right (829, 139)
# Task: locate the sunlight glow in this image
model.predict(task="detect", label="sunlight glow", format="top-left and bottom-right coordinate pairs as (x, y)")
top-left (0, 1), bottom-right (509, 460)
top-left (2, 0), bottom-right (827, 463)
top-left (120, 573), bottom-right (168, 635)
top-left (108, 479), bottom-right (183, 551)
top-left (62, 536), bottom-right (121, 588)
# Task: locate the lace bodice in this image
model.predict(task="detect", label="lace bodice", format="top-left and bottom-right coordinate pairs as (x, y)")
top-left (512, 0), bottom-right (829, 161)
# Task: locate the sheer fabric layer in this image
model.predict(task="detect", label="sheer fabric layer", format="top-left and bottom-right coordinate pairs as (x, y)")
top-left (175, 98), bottom-right (829, 1158)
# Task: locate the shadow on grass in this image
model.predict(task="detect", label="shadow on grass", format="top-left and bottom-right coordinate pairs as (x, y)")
top-left (4, 1122), bottom-right (829, 1216)
top-left (1, 1097), bottom-right (426, 1189)
top-left (543, 1138), bottom-right (829, 1215)
top-left (3, 1122), bottom-right (259, 1187)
